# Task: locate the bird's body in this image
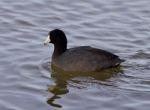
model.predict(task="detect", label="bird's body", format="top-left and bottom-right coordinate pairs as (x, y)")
top-left (44, 29), bottom-right (124, 72)
top-left (52, 46), bottom-right (123, 72)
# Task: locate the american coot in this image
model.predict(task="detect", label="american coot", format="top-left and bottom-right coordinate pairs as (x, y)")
top-left (44, 29), bottom-right (124, 72)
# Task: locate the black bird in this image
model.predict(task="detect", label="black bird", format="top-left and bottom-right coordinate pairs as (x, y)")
top-left (44, 29), bottom-right (124, 72)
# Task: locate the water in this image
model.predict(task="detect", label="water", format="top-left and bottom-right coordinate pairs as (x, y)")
top-left (0, 0), bottom-right (150, 110)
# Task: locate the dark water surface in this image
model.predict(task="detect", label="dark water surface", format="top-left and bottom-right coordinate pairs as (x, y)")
top-left (0, 0), bottom-right (150, 110)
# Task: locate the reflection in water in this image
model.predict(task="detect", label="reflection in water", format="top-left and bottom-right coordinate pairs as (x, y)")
top-left (47, 77), bottom-right (69, 108)
top-left (47, 65), bottom-right (123, 108)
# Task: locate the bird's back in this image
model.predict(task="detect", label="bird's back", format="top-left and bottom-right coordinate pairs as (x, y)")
top-left (52, 46), bottom-right (124, 72)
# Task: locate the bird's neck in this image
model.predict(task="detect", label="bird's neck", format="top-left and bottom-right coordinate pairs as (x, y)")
top-left (53, 43), bottom-right (67, 58)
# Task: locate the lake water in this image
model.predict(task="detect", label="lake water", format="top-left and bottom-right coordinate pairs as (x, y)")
top-left (0, 0), bottom-right (150, 110)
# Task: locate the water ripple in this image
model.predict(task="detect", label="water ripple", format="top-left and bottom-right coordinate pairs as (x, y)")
top-left (0, 0), bottom-right (150, 110)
